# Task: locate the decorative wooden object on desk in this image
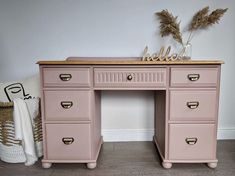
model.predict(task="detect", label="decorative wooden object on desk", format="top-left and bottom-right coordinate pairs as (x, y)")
top-left (37, 58), bottom-right (223, 169)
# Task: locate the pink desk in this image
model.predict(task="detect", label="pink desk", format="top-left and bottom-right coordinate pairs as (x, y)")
top-left (38, 58), bottom-right (223, 169)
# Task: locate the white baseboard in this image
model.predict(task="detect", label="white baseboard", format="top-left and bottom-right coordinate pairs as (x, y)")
top-left (102, 129), bottom-right (154, 142)
top-left (217, 128), bottom-right (235, 140)
top-left (102, 128), bottom-right (235, 142)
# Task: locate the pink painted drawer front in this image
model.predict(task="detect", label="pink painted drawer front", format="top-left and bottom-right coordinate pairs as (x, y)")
top-left (94, 67), bottom-right (167, 88)
top-left (169, 124), bottom-right (215, 160)
top-left (170, 67), bottom-right (218, 87)
top-left (169, 90), bottom-right (217, 121)
top-left (44, 90), bottom-right (90, 121)
top-left (45, 124), bottom-right (91, 160)
top-left (43, 67), bottom-right (91, 87)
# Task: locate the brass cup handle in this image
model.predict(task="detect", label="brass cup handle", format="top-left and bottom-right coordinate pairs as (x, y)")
top-left (62, 137), bottom-right (74, 145)
top-left (187, 101), bottom-right (199, 109)
top-left (61, 101), bottom-right (73, 109)
top-left (59, 74), bottom-right (72, 81)
top-left (188, 74), bottom-right (200, 81)
top-left (185, 138), bottom-right (198, 145)
top-left (127, 74), bottom-right (133, 81)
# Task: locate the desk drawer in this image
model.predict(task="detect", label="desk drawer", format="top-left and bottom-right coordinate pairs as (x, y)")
top-left (169, 124), bottom-right (215, 160)
top-left (45, 124), bottom-right (91, 160)
top-left (94, 67), bottom-right (166, 88)
top-left (170, 67), bottom-right (218, 87)
top-left (169, 90), bottom-right (217, 121)
top-left (43, 67), bottom-right (91, 87)
top-left (44, 90), bottom-right (90, 121)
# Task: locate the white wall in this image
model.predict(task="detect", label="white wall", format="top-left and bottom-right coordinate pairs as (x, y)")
top-left (0, 0), bottom-right (234, 140)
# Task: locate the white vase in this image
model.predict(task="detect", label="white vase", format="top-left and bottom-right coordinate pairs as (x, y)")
top-left (182, 43), bottom-right (192, 60)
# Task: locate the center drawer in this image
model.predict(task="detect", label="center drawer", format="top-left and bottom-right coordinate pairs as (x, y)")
top-left (94, 67), bottom-right (167, 88)
top-left (45, 124), bottom-right (91, 160)
top-left (43, 90), bottom-right (91, 121)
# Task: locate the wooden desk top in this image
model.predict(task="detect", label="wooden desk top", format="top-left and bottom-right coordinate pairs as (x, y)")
top-left (37, 57), bottom-right (224, 65)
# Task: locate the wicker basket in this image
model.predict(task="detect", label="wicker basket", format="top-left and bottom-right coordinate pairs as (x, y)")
top-left (0, 101), bottom-right (43, 163)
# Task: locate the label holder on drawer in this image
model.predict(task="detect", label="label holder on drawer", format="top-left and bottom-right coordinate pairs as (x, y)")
top-left (186, 101), bottom-right (199, 109)
top-left (185, 137), bottom-right (198, 145)
top-left (187, 74), bottom-right (200, 81)
top-left (59, 74), bottom-right (72, 81)
top-left (60, 101), bottom-right (73, 109)
top-left (62, 137), bottom-right (75, 145)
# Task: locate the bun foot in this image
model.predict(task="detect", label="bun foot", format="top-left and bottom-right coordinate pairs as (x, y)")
top-left (207, 162), bottom-right (217, 168)
top-left (42, 162), bottom-right (52, 169)
top-left (87, 162), bottom-right (97, 169)
top-left (162, 162), bottom-right (172, 169)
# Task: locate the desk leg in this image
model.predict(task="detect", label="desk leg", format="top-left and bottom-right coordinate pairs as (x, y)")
top-left (162, 162), bottom-right (172, 169)
top-left (87, 162), bottom-right (97, 169)
top-left (42, 162), bottom-right (52, 169)
top-left (207, 162), bottom-right (217, 168)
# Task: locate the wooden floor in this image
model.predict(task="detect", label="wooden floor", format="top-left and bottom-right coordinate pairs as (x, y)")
top-left (0, 140), bottom-right (235, 176)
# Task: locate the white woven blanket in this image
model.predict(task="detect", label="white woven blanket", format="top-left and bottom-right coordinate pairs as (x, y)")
top-left (13, 98), bottom-right (39, 166)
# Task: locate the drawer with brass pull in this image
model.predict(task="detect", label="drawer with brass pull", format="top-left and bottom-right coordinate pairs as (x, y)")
top-left (43, 90), bottom-right (91, 121)
top-left (169, 90), bottom-right (217, 121)
top-left (42, 67), bottom-right (91, 87)
top-left (45, 124), bottom-right (91, 160)
top-left (168, 124), bottom-right (215, 160)
top-left (93, 67), bottom-right (167, 89)
top-left (170, 67), bottom-right (219, 87)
